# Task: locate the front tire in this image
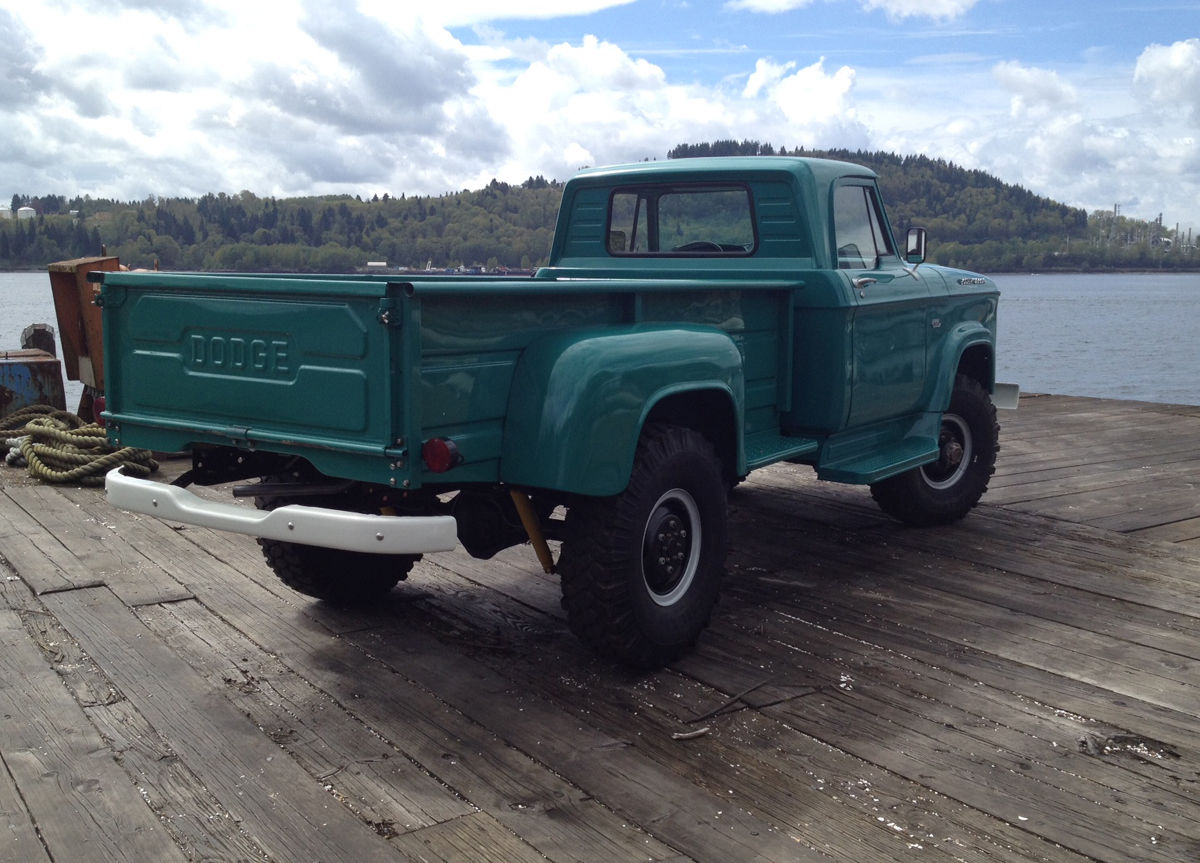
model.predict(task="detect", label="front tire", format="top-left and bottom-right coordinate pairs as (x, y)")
top-left (870, 374), bottom-right (999, 526)
top-left (558, 424), bottom-right (727, 669)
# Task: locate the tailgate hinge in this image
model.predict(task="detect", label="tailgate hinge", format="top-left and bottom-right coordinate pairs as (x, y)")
top-left (377, 297), bottom-right (403, 327)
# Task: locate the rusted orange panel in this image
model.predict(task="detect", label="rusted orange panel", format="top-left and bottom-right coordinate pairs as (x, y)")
top-left (47, 256), bottom-right (120, 390)
top-left (0, 349), bottom-right (67, 417)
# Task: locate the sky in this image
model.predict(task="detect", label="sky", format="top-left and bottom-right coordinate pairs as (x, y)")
top-left (2, 0), bottom-right (1198, 232)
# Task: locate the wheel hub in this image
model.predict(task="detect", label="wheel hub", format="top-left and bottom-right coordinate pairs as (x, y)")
top-left (940, 438), bottom-right (964, 470)
top-left (639, 487), bottom-right (704, 608)
top-left (920, 413), bottom-right (973, 490)
top-left (644, 507), bottom-right (689, 592)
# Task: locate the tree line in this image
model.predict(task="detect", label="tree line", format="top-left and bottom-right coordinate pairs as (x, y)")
top-left (1, 177), bottom-right (561, 274)
top-left (2, 146), bottom-right (1194, 273)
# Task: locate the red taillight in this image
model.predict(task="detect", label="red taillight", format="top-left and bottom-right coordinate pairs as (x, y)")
top-left (422, 438), bottom-right (463, 473)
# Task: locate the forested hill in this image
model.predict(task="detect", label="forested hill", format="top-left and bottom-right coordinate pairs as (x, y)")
top-left (671, 141), bottom-right (1088, 246)
top-left (671, 141), bottom-right (1190, 271)
top-left (2, 143), bottom-right (1191, 273)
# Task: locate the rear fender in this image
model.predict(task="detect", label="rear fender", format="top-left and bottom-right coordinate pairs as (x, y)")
top-left (500, 325), bottom-right (744, 496)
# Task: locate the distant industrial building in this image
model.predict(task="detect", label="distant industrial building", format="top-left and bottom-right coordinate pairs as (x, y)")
top-left (17, 207), bottom-right (36, 221)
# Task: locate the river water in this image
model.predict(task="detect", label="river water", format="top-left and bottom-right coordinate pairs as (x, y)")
top-left (993, 272), bottom-right (1200, 406)
top-left (3, 269), bottom-right (1199, 408)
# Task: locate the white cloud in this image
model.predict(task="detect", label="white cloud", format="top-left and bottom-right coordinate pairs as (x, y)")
top-left (472, 35), bottom-right (713, 182)
top-left (1134, 38), bottom-right (1200, 121)
top-left (771, 57), bottom-right (857, 125)
top-left (992, 61), bottom-right (1078, 119)
top-left (860, 0), bottom-right (978, 19)
top-left (0, 0), bottom-right (1197, 233)
top-left (727, 0), bottom-right (976, 18)
top-left (369, 0), bottom-right (638, 28)
top-left (467, 35), bottom-right (868, 189)
top-left (725, 0), bottom-right (817, 11)
top-left (743, 58), bottom-right (794, 98)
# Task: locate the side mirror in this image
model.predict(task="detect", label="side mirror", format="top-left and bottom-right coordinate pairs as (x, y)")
top-left (905, 227), bottom-right (927, 265)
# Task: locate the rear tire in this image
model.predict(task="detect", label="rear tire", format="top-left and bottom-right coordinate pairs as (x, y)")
top-left (257, 539), bottom-right (418, 605)
top-left (558, 424), bottom-right (727, 669)
top-left (870, 374), bottom-right (999, 526)
top-left (255, 489), bottom-right (419, 604)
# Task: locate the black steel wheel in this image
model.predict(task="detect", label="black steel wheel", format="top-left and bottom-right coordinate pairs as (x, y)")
top-left (870, 374), bottom-right (999, 526)
top-left (558, 424), bottom-right (727, 668)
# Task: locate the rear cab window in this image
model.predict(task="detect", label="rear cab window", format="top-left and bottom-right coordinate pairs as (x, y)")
top-left (608, 185), bottom-right (757, 256)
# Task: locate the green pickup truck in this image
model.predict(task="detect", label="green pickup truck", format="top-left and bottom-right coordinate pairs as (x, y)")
top-left (97, 156), bottom-right (1015, 667)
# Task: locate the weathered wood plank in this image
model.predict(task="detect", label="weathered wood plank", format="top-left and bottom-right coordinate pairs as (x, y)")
top-left (0, 489), bottom-right (101, 594)
top-left (726, 490), bottom-right (1200, 666)
top-left (993, 396), bottom-right (1200, 533)
top-left (990, 436), bottom-right (1200, 478)
top-left (400, 533), bottom-right (1200, 863)
top-left (989, 461), bottom-right (1200, 511)
top-left (726, 536), bottom-right (1200, 719)
top-left (332, 616), bottom-right (837, 862)
top-left (2, 484), bottom-right (190, 607)
top-left (0, 608), bottom-right (187, 863)
top-left (995, 430), bottom-right (1145, 466)
top-left (0, 749), bottom-right (50, 863)
top-left (728, 565), bottom-right (1200, 770)
top-left (40, 587), bottom-right (403, 863)
top-left (707, 605), bottom-right (1200, 850)
top-left (731, 480), bottom-right (1200, 618)
top-left (1001, 484), bottom-right (1200, 533)
top-left (141, 531), bottom-right (802, 860)
top-left (688, 621), bottom-right (1193, 863)
top-left (401, 559), bottom-right (1087, 863)
top-left (2, 391), bottom-right (1199, 862)
top-left (84, 699), bottom-right (274, 862)
top-left (59, 483), bottom-right (199, 605)
top-left (752, 605), bottom-right (1200, 828)
top-left (902, 511), bottom-right (1200, 616)
top-left (388, 812), bottom-right (562, 863)
top-left (136, 597), bottom-right (477, 832)
top-left (94, 513), bottom-right (690, 863)
top-left (1129, 516), bottom-right (1200, 544)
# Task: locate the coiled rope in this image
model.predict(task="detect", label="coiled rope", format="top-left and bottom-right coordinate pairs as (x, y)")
top-left (1, 404), bottom-right (157, 486)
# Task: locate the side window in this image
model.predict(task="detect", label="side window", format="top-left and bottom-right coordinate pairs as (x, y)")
top-left (833, 184), bottom-right (893, 269)
top-left (608, 185), bottom-right (755, 255)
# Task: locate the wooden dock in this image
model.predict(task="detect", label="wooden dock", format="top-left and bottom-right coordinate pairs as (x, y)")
top-left (2, 394), bottom-right (1198, 862)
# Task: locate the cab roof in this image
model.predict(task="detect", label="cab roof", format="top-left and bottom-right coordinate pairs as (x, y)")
top-left (570, 156), bottom-right (878, 187)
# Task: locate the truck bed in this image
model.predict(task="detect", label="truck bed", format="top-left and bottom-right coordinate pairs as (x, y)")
top-left (98, 271), bottom-right (800, 490)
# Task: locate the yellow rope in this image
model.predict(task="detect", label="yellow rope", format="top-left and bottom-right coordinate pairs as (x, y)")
top-left (2, 407), bottom-right (158, 486)
top-left (0, 404), bottom-right (85, 432)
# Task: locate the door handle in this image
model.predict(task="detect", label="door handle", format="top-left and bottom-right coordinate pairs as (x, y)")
top-left (852, 277), bottom-right (878, 294)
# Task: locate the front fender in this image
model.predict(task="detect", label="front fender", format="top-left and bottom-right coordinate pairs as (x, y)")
top-left (500, 325), bottom-right (744, 496)
top-left (928, 321), bottom-right (995, 410)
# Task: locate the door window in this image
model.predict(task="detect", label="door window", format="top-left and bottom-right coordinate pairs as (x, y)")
top-left (833, 184), bottom-right (893, 269)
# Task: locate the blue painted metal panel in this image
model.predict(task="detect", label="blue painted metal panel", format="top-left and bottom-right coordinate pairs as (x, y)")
top-left (0, 349), bottom-right (67, 417)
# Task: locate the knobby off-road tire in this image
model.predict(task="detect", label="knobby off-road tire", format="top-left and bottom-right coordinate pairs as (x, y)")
top-left (870, 374), bottom-right (999, 526)
top-left (558, 424), bottom-right (728, 669)
top-left (255, 492), bottom-right (420, 605)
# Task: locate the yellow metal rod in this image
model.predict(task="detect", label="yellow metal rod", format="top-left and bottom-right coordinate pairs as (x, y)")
top-left (509, 489), bottom-right (556, 574)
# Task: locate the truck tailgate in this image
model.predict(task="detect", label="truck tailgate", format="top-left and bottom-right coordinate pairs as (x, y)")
top-left (98, 273), bottom-right (404, 474)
